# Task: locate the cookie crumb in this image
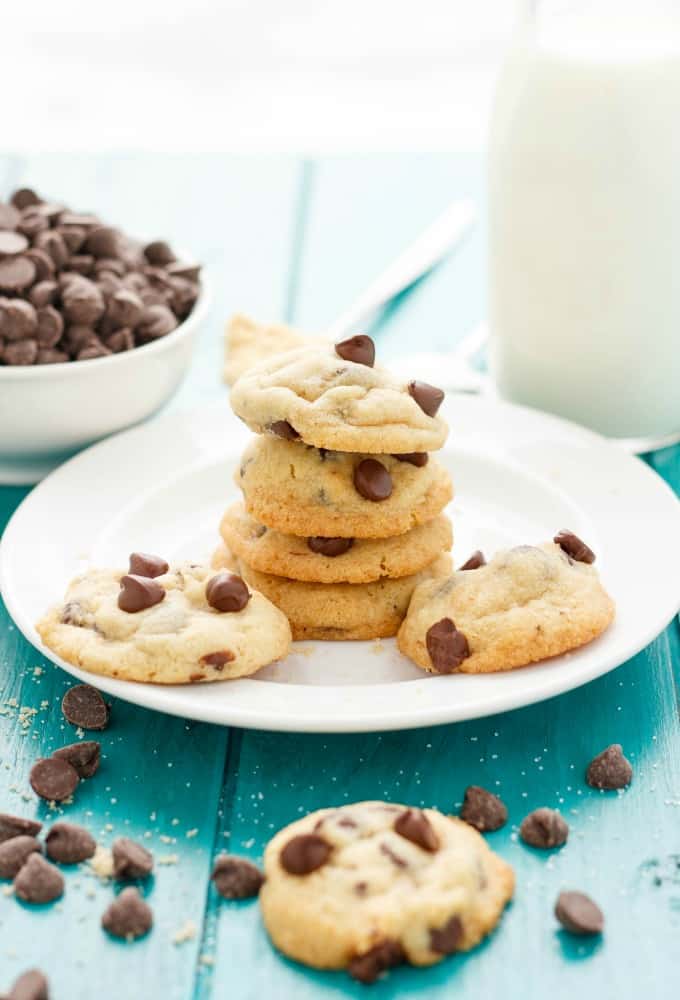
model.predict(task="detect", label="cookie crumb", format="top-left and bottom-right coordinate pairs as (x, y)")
top-left (172, 919), bottom-right (197, 945)
top-left (88, 845), bottom-right (114, 879)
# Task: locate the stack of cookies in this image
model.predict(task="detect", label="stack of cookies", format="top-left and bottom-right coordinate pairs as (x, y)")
top-left (215, 335), bottom-right (454, 640)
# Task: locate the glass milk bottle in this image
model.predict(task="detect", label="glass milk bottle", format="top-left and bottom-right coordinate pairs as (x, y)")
top-left (489, 0), bottom-right (680, 447)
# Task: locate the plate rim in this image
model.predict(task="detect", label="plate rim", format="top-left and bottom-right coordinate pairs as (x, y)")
top-left (2, 395), bottom-right (679, 733)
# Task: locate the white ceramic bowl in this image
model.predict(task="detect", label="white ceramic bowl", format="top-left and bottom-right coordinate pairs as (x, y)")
top-left (0, 278), bottom-right (211, 485)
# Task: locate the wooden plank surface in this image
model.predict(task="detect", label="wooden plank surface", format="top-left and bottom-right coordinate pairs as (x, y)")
top-left (0, 153), bottom-right (678, 999)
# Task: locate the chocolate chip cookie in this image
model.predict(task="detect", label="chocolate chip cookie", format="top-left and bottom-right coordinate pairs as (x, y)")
top-left (397, 538), bottom-right (615, 674)
top-left (259, 801), bottom-right (514, 981)
top-left (213, 545), bottom-right (451, 640)
top-left (36, 559), bottom-right (291, 683)
top-left (220, 502), bottom-right (452, 584)
top-left (230, 341), bottom-right (448, 454)
top-left (236, 436), bottom-right (452, 539)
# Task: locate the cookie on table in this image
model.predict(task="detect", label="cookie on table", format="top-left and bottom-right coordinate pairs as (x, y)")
top-left (236, 436), bottom-right (452, 539)
top-left (220, 502), bottom-right (453, 584)
top-left (213, 546), bottom-right (451, 640)
top-left (260, 801), bottom-right (514, 982)
top-left (229, 336), bottom-right (448, 454)
top-left (224, 312), bottom-right (316, 386)
top-left (36, 557), bottom-right (291, 684)
top-left (398, 535), bottom-right (615, 675)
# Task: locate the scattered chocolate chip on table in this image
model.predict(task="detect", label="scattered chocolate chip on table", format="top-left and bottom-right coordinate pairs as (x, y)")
top-left (586, 744), bottom-right (633, 790)
top-left (459, 786), bottom-right (508, 832)
top-left (519, 808), bottom-right (569, 849)
top-left (112, 837), bottom-right (154, 880)
top-left (61, 684), bottom-right (110, 731)
top-left (211, 854), bottom-right (265, 899)
top-left (101, 887), bottom-right (153, 940)
top-left (555, 891), bottom-right (605, 936)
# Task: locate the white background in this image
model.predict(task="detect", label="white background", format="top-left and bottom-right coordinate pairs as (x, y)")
top-left (1, 0), bottom-right (515, 152)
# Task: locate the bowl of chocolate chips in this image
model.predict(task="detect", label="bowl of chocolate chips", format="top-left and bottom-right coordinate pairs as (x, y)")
top-left (0, 187), bottom-right (209, 483)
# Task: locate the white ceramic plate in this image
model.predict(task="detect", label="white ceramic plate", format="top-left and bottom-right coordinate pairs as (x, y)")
top-left (2, 397), bottom-right (679, 732)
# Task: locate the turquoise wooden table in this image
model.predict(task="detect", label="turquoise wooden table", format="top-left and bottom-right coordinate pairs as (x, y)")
top-left (0, 153), bottom-right (678, 999)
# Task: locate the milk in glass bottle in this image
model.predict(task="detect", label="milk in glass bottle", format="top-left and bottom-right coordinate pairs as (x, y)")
top-left (489, 0), bottom-right (680, 446)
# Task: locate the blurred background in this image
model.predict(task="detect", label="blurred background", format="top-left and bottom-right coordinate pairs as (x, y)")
top-left (2, 0), bottom-right (515, 152)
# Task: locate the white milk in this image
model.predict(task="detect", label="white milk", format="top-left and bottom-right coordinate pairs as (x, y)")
top-left (489, 3), bottom-right (680, 441)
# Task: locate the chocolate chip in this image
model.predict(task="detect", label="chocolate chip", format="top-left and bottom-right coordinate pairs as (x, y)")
top-left (334, 334), bottom-right (375, 367)
top-left (553, 530), bottom-right (595, 564)
top-left (206, 572), bottom-right (250, 613)
top-left (61, 684), bottom-right (109, 730)
top-left (36, 306), bottom-right (63, 348)
top-left (268, 420), bottom-right (299, 440)
top-left (408, 380), bottom-right (445, 417)
top-left (200, 651), bottom-right (235, 669)
top-left (0, 231), bottom-right (28, 255)
top-left (84, 226), bottom-right (120, 259)
top-left (59, 213), bottom-right (99, 229)
top-left (137, 303), bottom-right (177, 340)
top-left (459, 550), bottom-right (486, 571)
top-left (7, 968), bottom-right (49, 1000)
top-left (144, 240), bottom-right (176, 265)
top-left (2, 340), bottom-right (37, 366)
top-left (0, 813), bottom-right (42, 844)
top-left (36, 348), bottom-right (69, 365)
top-left (10, 188), bottom-right (41, 210)
top-left (52, 741), bottom-right (101, 778)
top-left (586, 744), bottom-right (633, 790)
top-left (0, 254), bottom-right (35, 292)
top-left (62, 324), bottom-right (97, 355)
top-left (112, 837), bottom-right (153, 879)
top-left (0, 299), bottom-right (37, 340)
top-left (61, 276), bottom-right (105, 325)
top-left (348, 940), bottom-right (404, 984)
top-left (68, 253), bottom-right (94, 275)
top-left (392, 452), bottom-right (429, 467)
top-left (307, 537), bottom-right (354, 557)
top-left (34, 230), bottom-right (68, 269)
top-left (18, 208), bottom-right (50, 239)
top-left (102, 887), bottom-right (153, 939)
top-left (24, 248), bottom-right (54, 282)
top-left (460, 786), bottom-right (508, 832)
top-left (166, 261), bottom-right (201, 282)
top-left (211, 854), bottom-right (264, 899)
top-left (280, 834), bottom-right (331, 875)
top-left (14, 853), bottom-right (64, 903)
top-left (519, 808), bottom-right (569, 849)
top-left (429, 915), bottom-right (463, 954)
top-left (0, 836), bottom-right (42, 878)
top-left (128, 552), bottom-right (169, 579)
top-left (76, 340), bottom-right (111, 361)
top-left (106, 289), bottom-right (144, 329)
top-left (394, 809), bottom-right (439, 852)
top-left (33, 202), bottom-right (63, 225)
top-left (555, 891), bottom-right (604, 936)
top-left (28, 280), bottom-right (58, 309)
top-left (29, 758), bottom-right (79, 802)
top-left (59, 225), bottom-right (86, 253)
top-left (353, 459), bottom-right (392, 502)
top-left (45, 822), bottom-right (96, 864)
top-left (0, 202), bottom-right (21, 229)
top-left (105, 328), bottom-right (135, 353)
top-left (426, 618), bottom-right (470, 673)
top-left (118, 574), bottom-right (165, 613)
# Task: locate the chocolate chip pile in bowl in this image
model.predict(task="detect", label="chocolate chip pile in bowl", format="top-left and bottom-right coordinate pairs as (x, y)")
top-left (0, 187), bottom-right (201, 366)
